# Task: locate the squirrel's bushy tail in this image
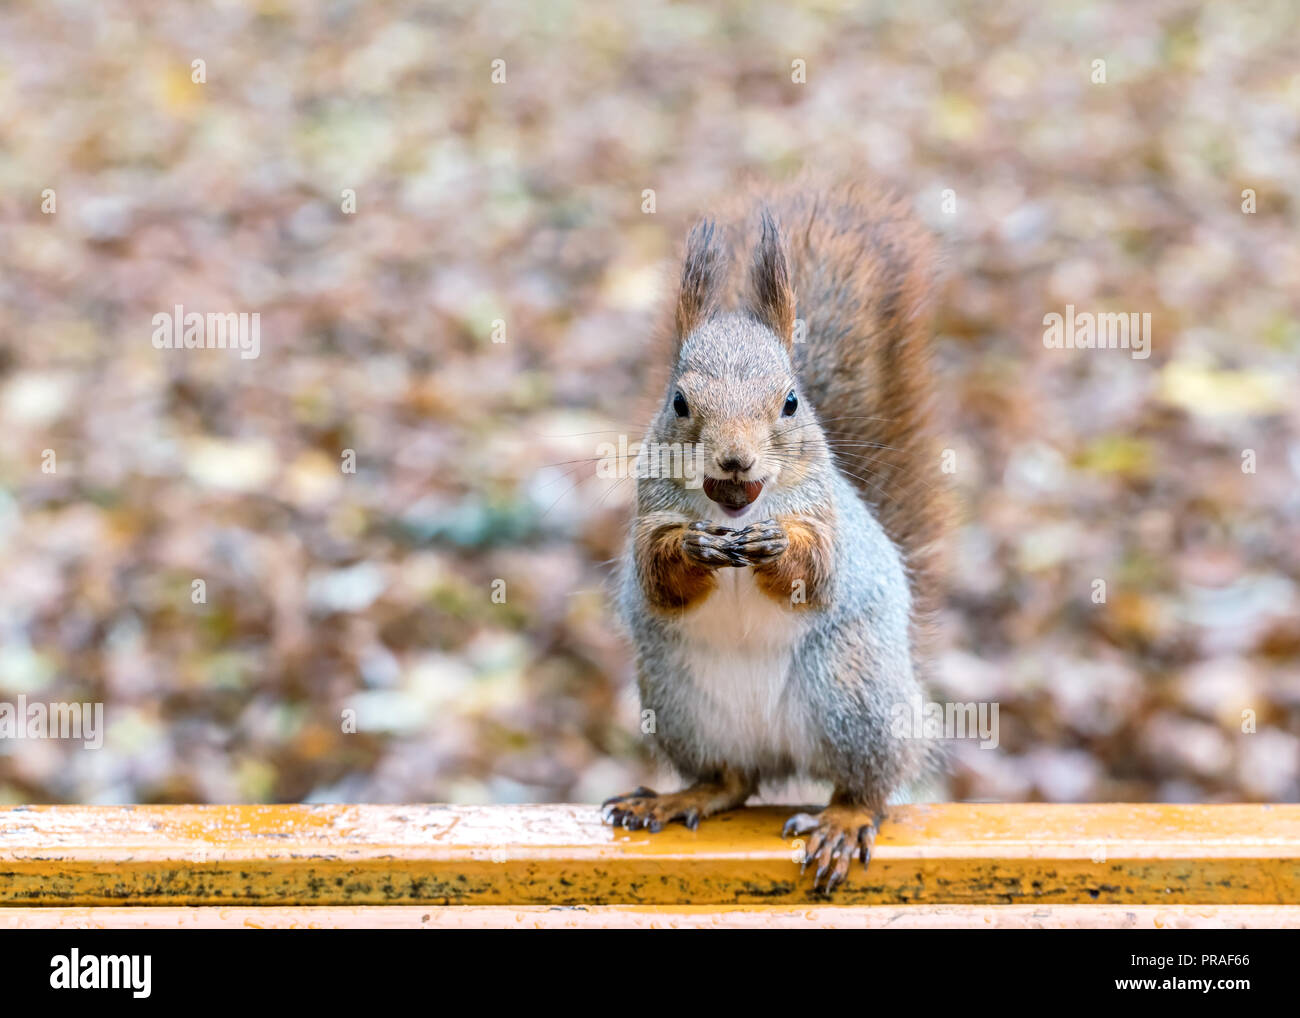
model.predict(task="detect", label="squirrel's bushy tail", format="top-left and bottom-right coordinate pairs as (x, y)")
top-left (718, 181), bottom-right (949, 617)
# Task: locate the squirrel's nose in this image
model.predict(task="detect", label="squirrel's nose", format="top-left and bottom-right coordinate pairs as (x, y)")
top-left (716, 455), bottom-right (755, 475)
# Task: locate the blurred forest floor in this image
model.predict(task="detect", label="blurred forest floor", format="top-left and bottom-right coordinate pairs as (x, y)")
top-left (0, 0), bottom-right (1297, 805)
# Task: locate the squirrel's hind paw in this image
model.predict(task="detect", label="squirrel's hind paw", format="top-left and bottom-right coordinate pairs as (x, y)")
top-left (601, 787), bottom-right (703, 832)
top-left (784, 806), bottom-right (880, 895)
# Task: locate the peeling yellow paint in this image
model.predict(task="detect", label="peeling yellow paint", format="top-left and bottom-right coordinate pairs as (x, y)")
top-left (2, 804), bottom-right (1298, 907)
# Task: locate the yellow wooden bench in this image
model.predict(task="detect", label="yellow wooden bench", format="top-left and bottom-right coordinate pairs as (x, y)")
top-left (2, 803), bottom-right (1298, 928)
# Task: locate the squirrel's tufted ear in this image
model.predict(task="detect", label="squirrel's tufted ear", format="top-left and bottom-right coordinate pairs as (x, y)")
top-left (749, 208), bottom-right (796, 350)
top-left (675, 219), bottom-right (725, 349)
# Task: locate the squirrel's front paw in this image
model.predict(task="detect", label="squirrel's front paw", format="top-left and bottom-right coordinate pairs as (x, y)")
top-left (682, 521), bottom-right (743, 567)
top-left (783, 806), bottom-right (880, 895)
top-left (727, 519), bottom-right (789, 566)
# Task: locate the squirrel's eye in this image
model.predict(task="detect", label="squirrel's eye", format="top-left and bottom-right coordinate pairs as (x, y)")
top-left (672, 390), bottom-right (689, 417)
top-left (782, 390), bottom-right (798, 417)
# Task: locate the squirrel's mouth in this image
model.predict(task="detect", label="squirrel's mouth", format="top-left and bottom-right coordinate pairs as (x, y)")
top-left (702, 477), bottom-right (764, 513)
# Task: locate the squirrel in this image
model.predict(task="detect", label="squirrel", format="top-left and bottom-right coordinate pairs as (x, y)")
top-left (602, 180), bottom-right (948, 893)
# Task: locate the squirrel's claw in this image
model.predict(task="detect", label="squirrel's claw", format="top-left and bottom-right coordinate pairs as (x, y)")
top-left (782, 811), bottom-right (820, 839)
top-left (601, 787), bottom-right (658, 826)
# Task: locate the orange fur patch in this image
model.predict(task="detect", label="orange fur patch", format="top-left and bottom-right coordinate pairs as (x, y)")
top-left (635, 518), bottom-right (717, 613)
top-left (753, 513), bottom-right (833, 610)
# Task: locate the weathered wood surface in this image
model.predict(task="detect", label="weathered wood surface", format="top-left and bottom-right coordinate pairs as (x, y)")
top-left (2, 803), bottom-right (1298, 907)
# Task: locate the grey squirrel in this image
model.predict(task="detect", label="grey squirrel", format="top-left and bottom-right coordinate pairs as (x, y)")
top-left (603, 181), bottom-right (948, 893)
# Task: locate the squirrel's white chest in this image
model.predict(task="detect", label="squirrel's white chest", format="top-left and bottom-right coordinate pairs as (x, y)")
top-left (674, 568), bottom-right (813, 769)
